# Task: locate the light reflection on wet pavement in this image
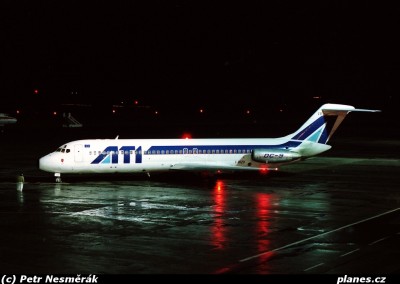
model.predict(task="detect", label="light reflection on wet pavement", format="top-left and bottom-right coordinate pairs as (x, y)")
top-left (1, 155), bottom-right (400, 274)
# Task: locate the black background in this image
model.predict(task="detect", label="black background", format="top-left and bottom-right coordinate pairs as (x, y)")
top-left (1, 1), bottom-right (399, 124)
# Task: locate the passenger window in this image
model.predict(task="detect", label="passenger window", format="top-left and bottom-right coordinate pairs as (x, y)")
top-left (66, 149), bottom-right (70, 153)
top-left (61, 149), bottom-right (65, 153)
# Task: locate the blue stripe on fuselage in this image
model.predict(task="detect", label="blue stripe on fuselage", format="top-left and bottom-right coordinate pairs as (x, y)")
top-left (146, 141), bottom-right (302, 154)
top-left (90, 141), bottom-right (303, 165)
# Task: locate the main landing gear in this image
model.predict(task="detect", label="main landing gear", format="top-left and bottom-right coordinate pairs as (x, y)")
top-left (55, 173), bottom-right (62, 183)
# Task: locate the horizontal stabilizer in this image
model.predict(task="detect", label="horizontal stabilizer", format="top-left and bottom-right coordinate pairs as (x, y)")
top-left (321, 104), bottom-right (381, 113)
top-left (349, 108), bottom-right (381, 112)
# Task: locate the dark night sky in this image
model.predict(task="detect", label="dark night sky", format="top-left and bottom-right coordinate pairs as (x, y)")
top-left (1, 1), bottom-right (399, 113)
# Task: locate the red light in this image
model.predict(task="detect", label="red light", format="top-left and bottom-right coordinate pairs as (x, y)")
top-left (112, 109), bottom-right (116, 114)
top-left (256, 193), bottom-right (274, 265)
top-left (216, 180), bottom-right (223, 191)
top-left (212, 180), bottom-right (226, 249)
top-left (16, 110), bottom-right (20, 114)
top-left (53, 111), bottom-right (57, 116)
top-left (246, 109), bottom-right (251, 114)
top-left (259, 165), bottom-right (269, 175)
top-left (134, 100), bottom-right (139, 105)
top-left (199, 109), bottom-right (204, 113)
top-left (182, 132), bottom-right (192, 139)
top-left (34, 89), bottom-right (39, 94)
top-left (154, 111), bottom-right (158, 115)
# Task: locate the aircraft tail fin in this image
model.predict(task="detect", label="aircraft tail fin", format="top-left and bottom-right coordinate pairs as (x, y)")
top-left (289, 103), bottom-right (380, 145)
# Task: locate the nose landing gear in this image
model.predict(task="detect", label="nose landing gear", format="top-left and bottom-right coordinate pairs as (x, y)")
top-left (55, 173), bottom-right (62, 183)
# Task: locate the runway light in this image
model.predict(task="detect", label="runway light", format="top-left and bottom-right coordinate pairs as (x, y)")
top-left (246, 109), bottom-right (251, 115)
top-left (53, 111), bottom-right (57, 116)
top-left (16, 110), bottom-right (20, 114)
top-left (199, 108), bottom-right (204, 113)
top-left (134, 100), bottom-right (139, 105)
top-left (34, 89), bottom-right (39, 94)
top-left (154, 111), bottom-right (158, 115)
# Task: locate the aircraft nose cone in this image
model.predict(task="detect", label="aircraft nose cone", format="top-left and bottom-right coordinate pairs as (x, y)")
top-left (39, 155), bottom-right (54, 172)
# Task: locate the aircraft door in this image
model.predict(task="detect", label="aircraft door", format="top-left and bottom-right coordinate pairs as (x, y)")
top-left (74, 144), bottom-right (83, 162)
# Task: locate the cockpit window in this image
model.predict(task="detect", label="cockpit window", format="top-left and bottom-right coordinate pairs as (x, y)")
top-left (55, 145), bottom-right (70, 153)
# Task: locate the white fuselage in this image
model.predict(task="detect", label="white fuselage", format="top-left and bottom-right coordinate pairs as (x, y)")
top-left (38, 137), bottom-right (310, 174)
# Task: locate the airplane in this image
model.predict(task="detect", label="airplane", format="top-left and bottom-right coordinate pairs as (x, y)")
top-left (39, 104), bottom-right (380, 182)
top-left (0, 113), bottom-right (17, 127)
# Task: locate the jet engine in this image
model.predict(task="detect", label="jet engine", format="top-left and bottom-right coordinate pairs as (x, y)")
top-left (251, 149), bottom-right (301, 164)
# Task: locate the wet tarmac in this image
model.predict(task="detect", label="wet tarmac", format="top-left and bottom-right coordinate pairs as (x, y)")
top-left (0, 133), bottom-right (400, 274)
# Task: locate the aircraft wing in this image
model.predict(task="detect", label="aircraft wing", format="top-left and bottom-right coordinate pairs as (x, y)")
top-left (170, 163), bottom-right (277, 172)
